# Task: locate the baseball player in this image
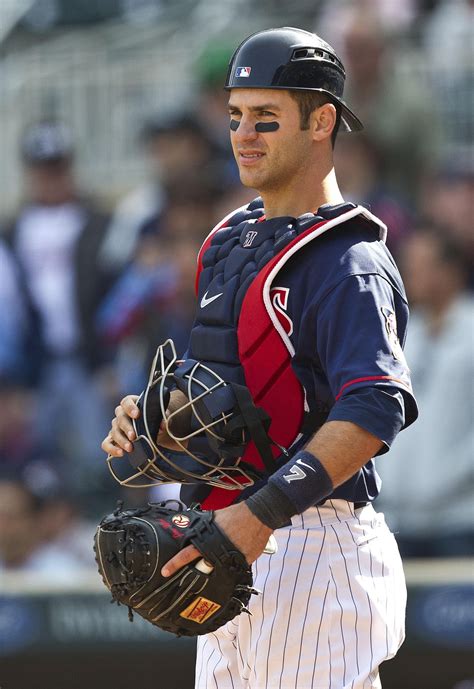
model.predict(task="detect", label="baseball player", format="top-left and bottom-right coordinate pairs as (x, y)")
top-left (103, 27), bottom-right (418, 688)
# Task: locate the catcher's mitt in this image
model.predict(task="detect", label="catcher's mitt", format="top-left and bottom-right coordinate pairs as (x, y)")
top-left (94, 501), bottom-right (257, 636)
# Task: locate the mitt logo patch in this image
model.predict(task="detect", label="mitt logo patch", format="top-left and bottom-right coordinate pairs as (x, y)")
top-left (158, 518), bottom-right (185, 540)
top-left (180, 596), bottom-right (221, 624)
top-left (171, 514), bottom-right (191, 528)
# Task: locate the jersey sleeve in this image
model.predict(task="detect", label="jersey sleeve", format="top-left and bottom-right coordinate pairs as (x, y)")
top-left (315, 273), bottom-right (418, 447)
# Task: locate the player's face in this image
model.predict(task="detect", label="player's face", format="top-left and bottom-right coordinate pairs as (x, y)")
top-left (228, 89), bottom-right (313, 193)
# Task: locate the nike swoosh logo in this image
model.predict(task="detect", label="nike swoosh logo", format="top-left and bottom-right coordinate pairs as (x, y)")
top-left (200, 290), bottom-right (223, 308)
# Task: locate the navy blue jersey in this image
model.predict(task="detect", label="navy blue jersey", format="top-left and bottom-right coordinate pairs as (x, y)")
top-left (261, 217), bottom-right (418, 503)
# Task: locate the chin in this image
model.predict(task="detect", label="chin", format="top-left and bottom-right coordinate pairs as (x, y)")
top-left (239, 170), bottom-right (266, 191)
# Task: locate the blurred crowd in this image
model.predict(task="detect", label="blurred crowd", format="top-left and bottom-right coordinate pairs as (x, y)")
top-left (0, 0), bottom-right (472, 576)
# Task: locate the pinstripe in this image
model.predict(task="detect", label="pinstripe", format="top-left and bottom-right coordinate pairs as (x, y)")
top-left (379, 534), bottom-right (389, 656)
top-left (196, 637), bottom-right (208, 688)
top-left (331, 525), bottom-right (360, 676)
top-left (212, 651), bottom-right (220, 689)
top-left (297, 527), bottom-right (327, 687)
top-left (328, 622), bottom-right (332, 689)
top-left (311, 578), bottom-right (330, 689)
top-left (329, 564), bottom-right (346, 685)
top-left (236, 623), bottom-right (248, 679)
top-left (204, 648), bottom-right (216, 688)
top-left (251, 537), bottom-right (276, 685)
top-left (264, 530), bottom-right (293, 688)
top-left (367, 517), bottom-right (379, 684)
top-left (315, 505), bottom-right (324, 528)
top-left (239, 558), bottom-right (255, 679)
top-left (244, 610), bottom-right (253, 677)
top-left (279, 530), bottom-right (309, 688)
top-left (214, 633), bottom-right (234, 689)
top-left (242, 556), bottom-right (258, 675)
top-left (329, 499), bottom-right (342, 523)
top-left (346, 520), bottom-right (374, 677)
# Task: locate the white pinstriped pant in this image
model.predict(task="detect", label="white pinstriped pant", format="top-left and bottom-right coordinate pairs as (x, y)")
top-left (195, 500), bottom-right (406, 689)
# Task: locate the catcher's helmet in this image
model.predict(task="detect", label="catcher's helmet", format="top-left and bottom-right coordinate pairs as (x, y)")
top-left (107, 340), bottom-right (278, 490)
top-left (225, 27), bottom-right (363, 133)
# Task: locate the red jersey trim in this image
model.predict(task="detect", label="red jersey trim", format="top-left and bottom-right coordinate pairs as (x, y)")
top-left (335, 375), bottom-right (412, 401)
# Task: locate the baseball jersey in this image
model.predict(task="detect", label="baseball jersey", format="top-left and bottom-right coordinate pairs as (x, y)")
top-left (182, 203), bottom-right (418, 507)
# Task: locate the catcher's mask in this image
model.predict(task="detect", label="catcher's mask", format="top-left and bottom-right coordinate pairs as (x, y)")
top-left (107, 340), bottom-right (283, 490)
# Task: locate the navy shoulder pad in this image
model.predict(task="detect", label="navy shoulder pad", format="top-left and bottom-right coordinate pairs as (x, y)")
top-left (317, 202), bottom-right (357, 219)
top-left (247, 197), bottom-right (264, 211)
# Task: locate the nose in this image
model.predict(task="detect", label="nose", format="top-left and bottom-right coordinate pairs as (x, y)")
top-left (233, 115), bottom-right (258, 142)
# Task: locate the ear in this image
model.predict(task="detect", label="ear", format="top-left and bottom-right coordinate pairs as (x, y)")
top-left (311, 103), bottom-right (337, 143)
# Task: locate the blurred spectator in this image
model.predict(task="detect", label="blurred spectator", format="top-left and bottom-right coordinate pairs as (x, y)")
top-left (101, 113), bottom-right (223, 271)
top-left (0, 379), bottom-right (37, 472)
top-left (2, 121), bottom-right (115, 492)
top-left (321, 5), bottom-right (440, 203)
top-left (0, 240), bottom-right (27, 379)
top-left (0, 461), bottom-right (95, 579)
top-left (97, 234), bottom-right (199, 393)
top-left (193, 38), bottom-right (239, 181)
top-left (318, 0), bottom-right (419, 38)
top-left (334, 133), bottom-right (413, 257)
top-left (376, 224), bottom-right (474, 557)
top-left (423, 0), bottom-right (474, 163)
top-left (419, 165), bottom-right (474, 282)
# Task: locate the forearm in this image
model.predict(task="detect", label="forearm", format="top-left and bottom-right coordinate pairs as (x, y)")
top-left (245, 420), bottom-right (383, 529)
top-left (305, 420), bottom-right (383, 488)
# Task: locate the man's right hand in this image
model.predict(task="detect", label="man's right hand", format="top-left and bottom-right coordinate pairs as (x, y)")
top-left (101, 390), bottom-right (191, 457)
top-left (101, 394), bottom-right (140, 457)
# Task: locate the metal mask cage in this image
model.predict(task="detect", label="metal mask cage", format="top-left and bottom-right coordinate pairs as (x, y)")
top-left (106, 339), bottom-right (257, 491)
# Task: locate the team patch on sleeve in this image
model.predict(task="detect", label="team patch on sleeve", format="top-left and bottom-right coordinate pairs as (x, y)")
top-left (381, 306), bottom-right (406, 364)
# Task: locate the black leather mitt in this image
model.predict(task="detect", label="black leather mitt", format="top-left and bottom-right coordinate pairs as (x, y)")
top-left (94, 501), bottom-right (257, 636)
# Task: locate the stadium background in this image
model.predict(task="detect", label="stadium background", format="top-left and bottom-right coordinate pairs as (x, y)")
top-left (0, 1), bottom-right (472, 688)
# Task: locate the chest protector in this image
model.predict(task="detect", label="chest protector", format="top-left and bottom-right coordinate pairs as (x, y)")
top-left (188, 198), bottom-right (387, 510)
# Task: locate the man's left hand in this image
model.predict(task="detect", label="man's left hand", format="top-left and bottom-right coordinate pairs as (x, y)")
top-left (161, 501), bottom-right (273, 577)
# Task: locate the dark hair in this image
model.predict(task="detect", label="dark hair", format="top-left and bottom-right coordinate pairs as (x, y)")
top-left (289, 91), bottom-right (340, 146)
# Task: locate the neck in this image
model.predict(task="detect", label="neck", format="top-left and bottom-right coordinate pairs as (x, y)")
top-left (261, 166), bottom-right (344, 219)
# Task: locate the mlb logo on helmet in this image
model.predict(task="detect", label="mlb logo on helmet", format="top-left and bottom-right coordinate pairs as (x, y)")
top-left (235, 66), bottom-right (252, 77)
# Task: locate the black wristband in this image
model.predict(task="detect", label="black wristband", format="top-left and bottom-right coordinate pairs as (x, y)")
top-left (245, 450), bottom-right (334, 530)
top-left (245, 481), bottom-right (296, 530)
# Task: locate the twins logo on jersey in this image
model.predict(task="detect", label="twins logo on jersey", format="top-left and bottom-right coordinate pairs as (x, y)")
top-left (381, 306), bottom-right (407, 364)
top-left (270, 287), bottom-right (293, 336)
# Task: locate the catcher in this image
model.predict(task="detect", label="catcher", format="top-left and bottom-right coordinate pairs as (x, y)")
top-left (100, 27), bottom-right (418, 689)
